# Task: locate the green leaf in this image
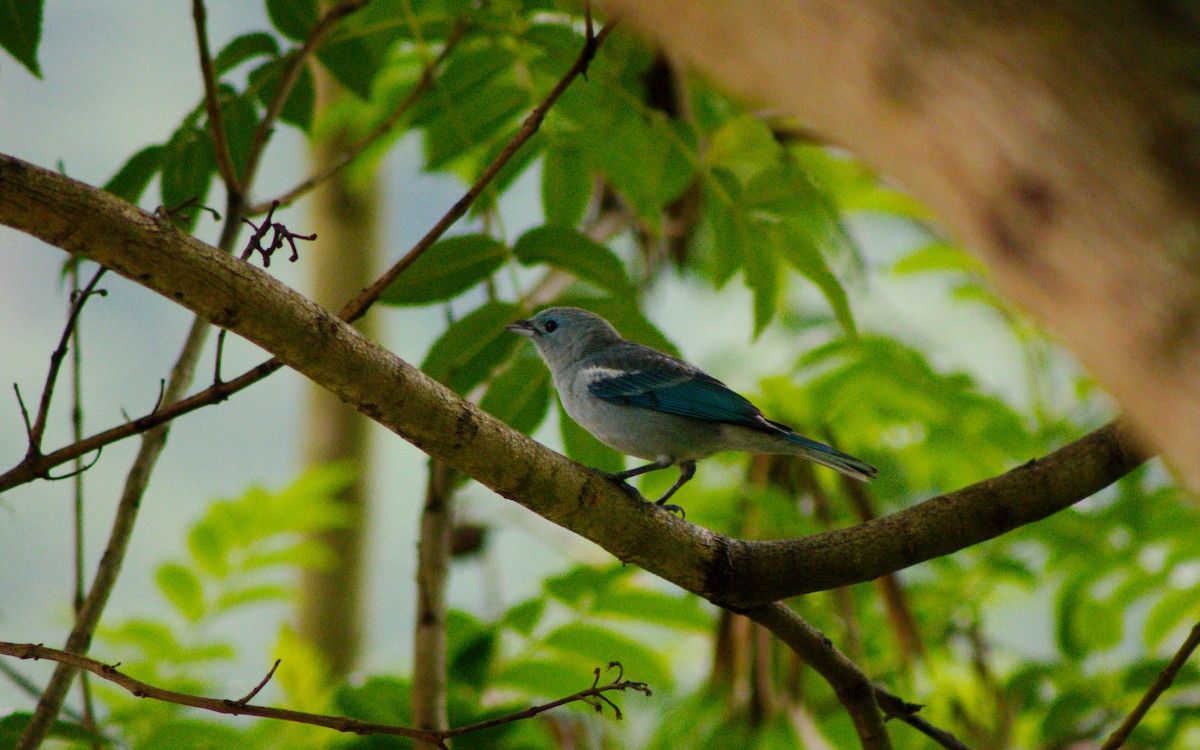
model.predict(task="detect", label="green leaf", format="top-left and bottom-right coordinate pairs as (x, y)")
top-left (315, 34), bottom-right (377, 100)
top-left (699, 174), bottom-right (744, 288)
top-left (248, 52), bottom-right (316, 131)
top-left (475, 130), bottom-right (545, 210)
top-left (422, 302), bottom-right (520, 394)
top-left (542, 143), bottom-right (592, 226)
top-left (139, 719), bottom-right (243, 750)
top-left (495, 655), bottom-right (601, 700)
top-left (214, 32), bottom-right (280, 76)
top-left (543, 564), bottom-right (629, 605)
top-left (411, 45), bottom-right (518, 126)
top-left (156, 562), bottom-right (206, 622)
top-left (423, 83), bottom-right (530, 170)
top-left (266, 0), bottom-right (318, 41)
top-left (705, 114), bottom-right (781, 183)
top-left (213, 583), bottom-right (293, 613)
top-left (892, 241), bottom-right (984, 276)
top-left (217, 89), bottom-right (259, 181)
top-left (382, 234), bottom-right (508, 306)
top-left (1039, 688), bottom-right (1094, 743)
top-left (777, 219), bottom-right (856, 336)
top-left (160, 125), bottom-right (215, 228)
top-left (103, 144), bottom-right (163, 204)
top-left (559, 400), bottom-right (625, 473)
top-left (479, 356), bottom-right (551, 435)
top-left (187, 520), bottom-right (230, 578)
top-left (1054, 574), bottom-right (1124, 660)
top-left (0, 0), bottom-right (42, 77)
top-left (739, 224), bottom-right (781, 337)
top-left (1145, 588), bottom-right (1200, 650)
top-left (543, 622), bottom-right (672, 690)
top-left (499, 597), bottom-right (546, 637)
top-left (0, 714), bottom-right (100, 747)
top-left (337, 676), bottom-right (412, 725)
top-left (562, 83), bottom-right (696, 224)
top-left (514, 226), bottom-right (634, 296)
top-left (593, 587), bottom-right (713, 632)
top-left (447, 610), bottom-right (496, 691)
top-left (100, 619), bottom-right (234, 664)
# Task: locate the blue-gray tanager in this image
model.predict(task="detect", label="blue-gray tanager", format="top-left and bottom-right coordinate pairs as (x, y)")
top-left (507, 307), bottom-right (876, 515)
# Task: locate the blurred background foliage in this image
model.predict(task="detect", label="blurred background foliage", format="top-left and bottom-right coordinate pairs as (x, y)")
top-left (2, 0), bottom-right (1199, 748)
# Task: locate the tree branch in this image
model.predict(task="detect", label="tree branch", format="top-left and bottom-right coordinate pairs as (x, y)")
top-left (191, 0), bottom-right (242, 197)
top-left (0, 151), bottom-right (1147, 611)
top-left (0, 642), bottom-right (648, 745)
top-left (412, 459), bottom-right (455, 747)
top-left (1099, 621), bottom-right (1200, 750)
top-left (744, 603), bottom-right (892, 749)
top-left (23, 266), bottom-right (106, 463)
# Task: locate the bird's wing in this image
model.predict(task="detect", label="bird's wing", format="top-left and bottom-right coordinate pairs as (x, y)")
top-left (584, 345), bottom-right (766, 427)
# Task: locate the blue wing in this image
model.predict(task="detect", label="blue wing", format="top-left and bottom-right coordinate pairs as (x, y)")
top-left (584, 345), bottom-right (766, 428)
top-left (584, 344), bottom-right (878, 481)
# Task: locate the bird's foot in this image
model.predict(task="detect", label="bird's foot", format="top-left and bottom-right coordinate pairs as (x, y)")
top-left (655, 499), bottom-right (686, 520)
top-left (597, 471), bottom-right (646, 501)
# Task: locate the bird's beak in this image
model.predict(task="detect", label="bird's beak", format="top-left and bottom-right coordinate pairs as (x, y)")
top-left (506, 319), bottom-right (537, 338)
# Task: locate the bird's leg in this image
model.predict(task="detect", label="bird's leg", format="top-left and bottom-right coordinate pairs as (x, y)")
top-left (608, 459), bottom-right (673, 481)
top-left (651, 460), bottom-right (695, 518)
top-left (597, 458), bottom-right (673, 502)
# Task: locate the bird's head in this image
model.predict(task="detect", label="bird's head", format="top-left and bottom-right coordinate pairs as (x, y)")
top-left (507, 307), bottom-right (622, 369)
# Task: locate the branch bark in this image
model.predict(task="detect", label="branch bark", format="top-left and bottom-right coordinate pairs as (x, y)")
top-left (0, 153), bottom-right (1147, 610)
top-left (596, 0), bottom-right (1200, 491)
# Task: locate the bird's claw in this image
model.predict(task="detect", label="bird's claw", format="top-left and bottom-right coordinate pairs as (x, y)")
top-left (596, 471), bottom-right (686, 519)
top-left (655, 500), bottom-right (686, 519)
top-left (598, 471), bottom-right (646, 501)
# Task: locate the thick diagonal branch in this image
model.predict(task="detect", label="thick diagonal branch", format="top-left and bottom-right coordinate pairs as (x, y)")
top-left (0, 154), bottom-right (1146, 610)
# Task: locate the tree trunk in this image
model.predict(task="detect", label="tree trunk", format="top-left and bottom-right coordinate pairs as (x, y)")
top-left (296, 58), bottom-right (379, 678)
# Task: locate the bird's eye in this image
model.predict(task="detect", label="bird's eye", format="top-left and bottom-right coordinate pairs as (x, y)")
top-left (543, 319), bottom-right (558, 333)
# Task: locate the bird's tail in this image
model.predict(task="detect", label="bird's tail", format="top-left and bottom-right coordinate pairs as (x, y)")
top-left (781, 431), bottom-right (877, 482)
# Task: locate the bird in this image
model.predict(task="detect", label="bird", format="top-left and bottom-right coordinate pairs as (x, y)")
top-left (506, 307), bottom-right (876, 515)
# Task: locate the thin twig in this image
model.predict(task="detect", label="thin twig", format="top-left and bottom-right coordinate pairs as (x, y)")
top-left (192, 0), bottom-right (243, 197)
top-left (0, 20), bottom-right (615, 494)
top-left (0, 642), bottom-right (648, 743)
top-left (235, 659), bottom-right (281, 706)
top-left (439, 662), bottom-right (650, 739)
top-left (45, 447), bottom-right (102, 481)
top-left (1099, 621), bottom-right (1200, 750)
top-left (25, 266), bottom-right (107, 459)
top-left (875, 687), bottom-right (973, 750)
top-left (66, 261), bottom-right (102, 750)
top-left (252, 18), bottom-right (469, 215)
top-left (13, 383), bottom-right (34, 443)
